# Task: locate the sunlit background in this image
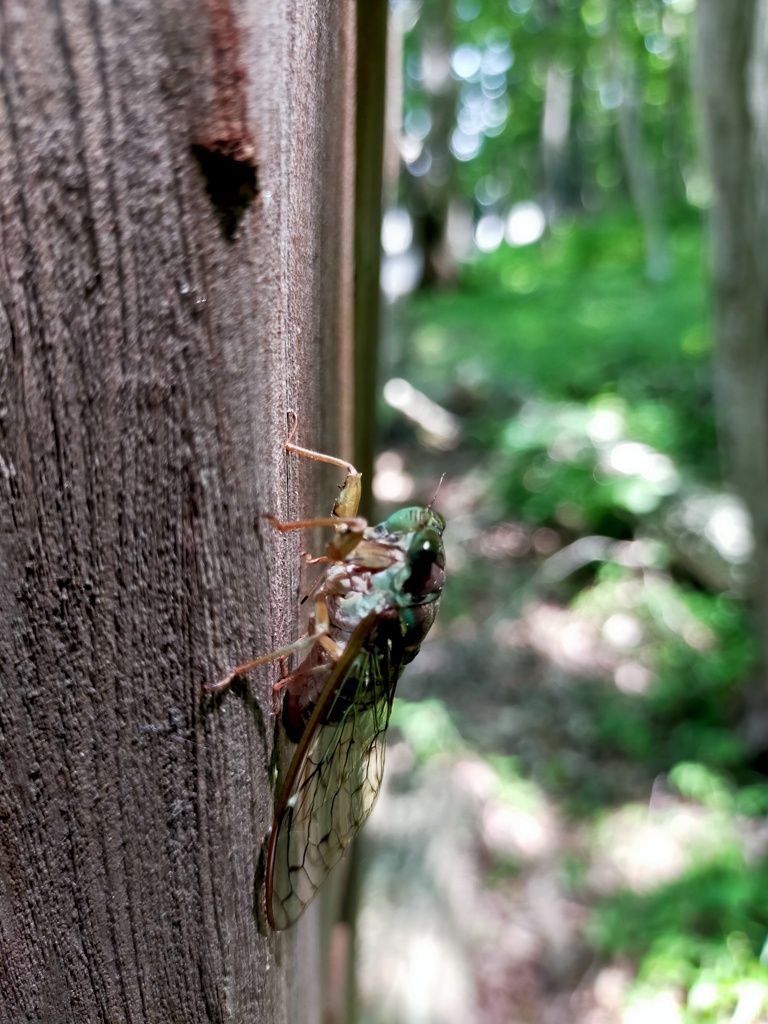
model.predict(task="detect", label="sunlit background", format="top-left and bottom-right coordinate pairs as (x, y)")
top-left (354, 1), bottom-right (768, 1022)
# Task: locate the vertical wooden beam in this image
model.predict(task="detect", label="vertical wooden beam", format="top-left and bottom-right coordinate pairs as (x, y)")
top-left (353, 0), bottom-right (390, 519)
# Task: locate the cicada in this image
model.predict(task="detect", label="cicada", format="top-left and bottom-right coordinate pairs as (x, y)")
top-left (210, 414), bottom-right (446, 930)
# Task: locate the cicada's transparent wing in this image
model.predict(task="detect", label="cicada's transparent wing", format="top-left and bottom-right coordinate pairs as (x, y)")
top-left (265, 612), bottom-right (401, 930)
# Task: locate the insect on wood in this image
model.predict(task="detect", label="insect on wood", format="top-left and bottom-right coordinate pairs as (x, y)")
top-left (209, 413), bottom-right (446, 930)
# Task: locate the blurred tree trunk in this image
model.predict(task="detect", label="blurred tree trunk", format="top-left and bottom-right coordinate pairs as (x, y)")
top-left (408, 0), bottom-right (460, 289)
top-left (609, 2), bottom-right (670, 282)
top-left (0, 1), bottom-right (364, 1021)
top-left (541, 63), bottom-right (580, 216)
top-left (694, 2), bottom-right (768, 674)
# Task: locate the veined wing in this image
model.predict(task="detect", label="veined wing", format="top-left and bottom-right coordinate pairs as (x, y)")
top-left (265, 612), bottom-right (402, 930)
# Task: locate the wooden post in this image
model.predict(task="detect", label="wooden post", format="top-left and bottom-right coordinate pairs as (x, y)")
top-left (353, 0), bottom-right (389, 519)
top-left (0, 0), bottom-right (360, 1020)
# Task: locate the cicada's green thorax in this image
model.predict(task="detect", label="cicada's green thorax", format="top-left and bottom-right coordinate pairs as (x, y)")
top-left (383, 506), bottom-right (446, 535)
top-left (335, 504), bottom-right (446, 630)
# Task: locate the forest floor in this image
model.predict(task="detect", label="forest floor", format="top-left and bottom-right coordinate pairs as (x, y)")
top-left (352, 447), bottom-right (768, 1024)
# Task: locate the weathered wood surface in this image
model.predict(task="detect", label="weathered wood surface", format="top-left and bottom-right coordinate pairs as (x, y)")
top-left (0, 0), bottom-right (356, 1020)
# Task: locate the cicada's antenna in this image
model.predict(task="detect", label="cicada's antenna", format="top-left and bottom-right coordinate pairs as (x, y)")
top-left (427, 474), bottom-right (446, 511)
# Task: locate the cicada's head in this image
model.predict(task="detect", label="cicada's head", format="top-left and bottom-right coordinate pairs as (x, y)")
top-left (381, 506), bottom-right (446, 603)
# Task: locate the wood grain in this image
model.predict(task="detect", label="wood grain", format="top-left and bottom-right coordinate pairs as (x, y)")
top-left (0, 0), bottom-right (357, 1020)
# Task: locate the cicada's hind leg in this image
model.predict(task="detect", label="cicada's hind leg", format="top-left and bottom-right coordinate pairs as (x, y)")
top-left (207, 632), bottom-right (318, 693)
top-left (207, 593), bottom-right (342, 694)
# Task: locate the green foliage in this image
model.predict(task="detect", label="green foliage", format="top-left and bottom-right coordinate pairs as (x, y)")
top-left (589, 856), bottom-right (768, 1022)
top-left (389, 697), bottom-right (465, 763)
top-left (585, 768), bottom-right (768, 1018)
top-left (590, 857), bottom-right (768, 959)
top-left (399, 0), bottom-right (697, 216)
top-left (403, 213), bottom-right (715, 473)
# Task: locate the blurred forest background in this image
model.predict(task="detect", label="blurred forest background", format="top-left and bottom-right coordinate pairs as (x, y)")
top-left (353, 2), bottom-right (768, 1023)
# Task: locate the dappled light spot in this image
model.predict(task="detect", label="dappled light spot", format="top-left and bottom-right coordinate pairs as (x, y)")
top-left (455, 0), bottom-right (481, 21)
top-left (593, 966), bottom-right (633, 1015)
top-left (501, 262), bottom-right (540, 292)
top-left (614, 661), bottom-right (653, 695)
top-left (381, 207), bottom-right (414, 256)
top-left (684, 169), bottom-right (713, 208)
top-left (482, 801), bottom-right (554, 860)
top-left (383, 377), bottom-right (461, 448)
top-left (402, 139), bottom-right (431, 174)
top-left (705, 499), bottom-right (753, 564)
top-left (589, 801), bottom-right (736, 896)
top-left (381, 248), bottom-right (424, 302)
top-left (451, 44), bottom-right (482, 81)
top-left (660, 491), bottom-right (752, 592)
top-left (453, 757), bottom-right (558, 859)
top-left (472, 522), bottom-right (532, 559)
top-left (505, 201), bottom-right (546, 246)
top-left (524, 603), bottom-right (609, 674)
top-left (492, 617), bottom-right (526, 651)
top-left (602, 612), bottom-right (643, 650)
top-left (475, 174), bottom-right (507, 206)
top-left (586, 405), bottom-right (626, 444)
top-left (606, 441), bottom-right (678, 488)
top-left (599, 81), bottom-right (624, 110)
top-left (624, 991), bottom-right (684, 1024)
top-left (404, 106), bottom-right (432, 140)
top-left (532, 527), bottom-right (561, 555)
top-left (373, 451), bottom-right (415, 503)
top-left (474, 213), bottom-right (505, 253)
top-left (450, 127), bottom-right (482, 161)
top-left (681, 619), bottom-right (714, 652)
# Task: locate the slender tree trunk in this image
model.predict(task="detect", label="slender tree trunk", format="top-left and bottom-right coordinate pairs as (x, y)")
top-left (0, 1), bottom-right (365, 1020)
top-left (694, 1), bottom-right (768, 673)
top-left (609, 2), bottom-right (670, 281)
top-left (541, 63), bottom-right (577, 216)
top-left (408, 0), bottom-right (459, 290)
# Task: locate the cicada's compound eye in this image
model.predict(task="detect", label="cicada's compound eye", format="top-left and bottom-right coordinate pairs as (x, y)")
top-left (404, 526), bottom-right (446, 599)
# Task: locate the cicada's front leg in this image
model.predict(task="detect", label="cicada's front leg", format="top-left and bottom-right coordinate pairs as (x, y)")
top-left (273, 410), bottom-right (368, 561)
top-left (285, 410), bottom-right (362, 520)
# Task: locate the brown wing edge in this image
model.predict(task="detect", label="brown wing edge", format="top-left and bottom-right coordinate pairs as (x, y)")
top-left (263, 611), bottom-right (379, 930)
